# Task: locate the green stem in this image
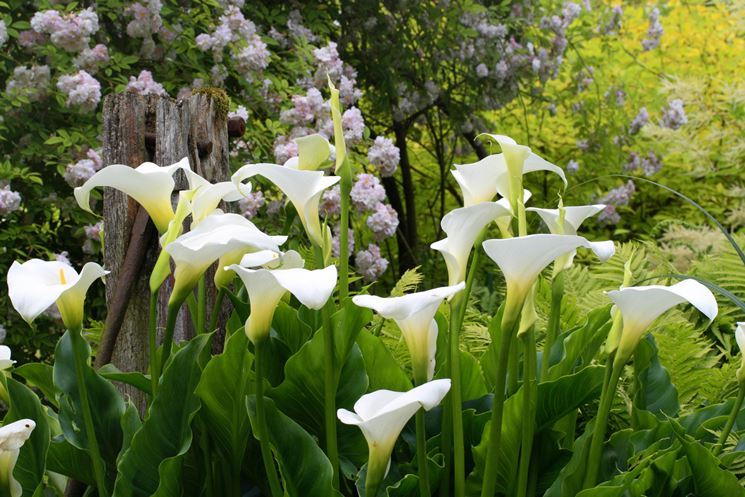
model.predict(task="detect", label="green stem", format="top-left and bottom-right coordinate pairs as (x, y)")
top-left (148, 291), bottom-right (159, 397)
top-left (439, 396), bottom-right (452, 497)
top-left (197, 276), bottom-right (206, 333)
top-left (186, 293), bottom-right (199, 331)
top-left (254, 341), bottom-right (283, 497)
top-left (156, 303), bottom-right (180, 381)
top-left (540, 272), bottom-right (564, 382)
top-left (338, 165), bottom-right (352, 302)
top-left (714, 383), bottom-right (745, 455)
top-left (516, 327), bottom-right (537, 497)
top-left (69, 327), bottom-right (110, 497)
top-left (507, 340), bottom-right (519, 396)
top-left (315, 244), bottom-right (340, 489)
top-left (416, 408), bottom-right (431, 497)
top-left (583, 360), bottom-right (624, 489)
top-left (480, 296), bottom-right (524, 497)
top-left (208, 288), bottom-right (226, 333)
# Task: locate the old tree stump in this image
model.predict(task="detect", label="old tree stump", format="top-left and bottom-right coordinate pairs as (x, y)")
top-left (98, 90), bottom-right (234, 408)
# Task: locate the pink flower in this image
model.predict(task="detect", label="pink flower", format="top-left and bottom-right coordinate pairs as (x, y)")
top-left (366, 203), bottom-right (399, 241)
top-left (126, 70), bottom-right (167, 96)
top-left (351, 174), bottom-right (386, 213)
top-left (57, 70), bottom-right (101, 111)
top-left (0, 185), bottom-right (21, 216)
top-left (367, 136), bottom-right (400, 177)
top-left (239, 191), bottom-right (265, 218)
top-left (355, 244), bottom-right (389, 281)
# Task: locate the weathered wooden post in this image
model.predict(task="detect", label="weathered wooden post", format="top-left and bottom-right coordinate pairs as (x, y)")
top-left (97, 89), bottom-right (233, 407)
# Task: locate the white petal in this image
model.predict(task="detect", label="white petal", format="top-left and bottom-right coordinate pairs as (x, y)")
top-left (238, 250), bottom-right (281, 268)
top-left (607, 279), bottom-right (718, 337)
top-left (482, 235), bottom-right (615, 297)
top-left (0, 419), bottom-right (35, 451)
top-left (7, 260), bottom-right (75, 324)
top-left (191, 181), bottom-right (252, 225)
top-left (0, 346), bottom-right (14, 371)
top-left (431, 202), bottom-right (511, 285)
top-left (228, 265), bottom-right (288, 342)
top-left (527, 204), bottom-right (606, 235)
top-left (523, 153), bottom-right (567, 189)
top-left (75, 158), bottom-right (190, 232)
top-left (352, 283), bottom-right (465, 322)
top-left (294, 134), bottom-right (331, 170)
top-left (232, 163), bottom-right (340, 246)
top-left (451, 155), bottom-right (505, 207)
top-left (737, 323), bottom-right (745, 354)
top-left (271, 265), bottom-right (337, 310)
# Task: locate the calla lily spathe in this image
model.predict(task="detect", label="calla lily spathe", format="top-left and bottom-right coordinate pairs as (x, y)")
top-left (189, 179), bottom-right (253, 226)
top-left (452, 135), bottom-right (566, 209)
top-left (74, 157), bottom-right (193, 233)
top-left (226, 250), bottom-right (337, 344)
top-left (482, 235), bottom-right (615, 306)
top-left (8, 259), bottom-right (107, 330)
top-left (0, 419), bottom-right (35, 497)
top-left (283, 134), bottom-right (331, 171)
top-left (736, 323), bottom-right (745, 384)
top-left (607, 279), bottom-right (717, 365)
top-left (0, 347), bottom-right (14, 372)
top-left (353, 283), bottom-right (465, 382)
top-left (165, 213), bottom-right (287, 304)
top-left (527, 203), bottom-right (606, 270)
top-left (232, 163), bottom-right (340, 248)
top-left (337, 379), bottom-right (451, 497)
top-left (431, 202), bottom-right (512, 286)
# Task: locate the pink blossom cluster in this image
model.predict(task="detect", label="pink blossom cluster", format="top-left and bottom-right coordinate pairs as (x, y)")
top-left (195, 5), bottom-right (269, 79)
top-left (366, 203), bottom-right (399, 241)
top-left (311, 42), bottom-right (361, 105)
top-left (625, 151), bottom-right (663, 177)
top-left (83, 221), bottom-right (103, 254)
top-left (598, 180), bottom-right (636, 224)
top-left (629, 107), bottom-right (649, 135)
top-left (228, 105), bottom-right (249, 122)
top-left (57, 70), bottom-right (101, 112)
top-left (661, 99), bottom-right (687, 130)
top-left (0, 185), bottom-right (22, 216)
top-left (280, 88), bottom-right (327, 127)
top-left (355, 244), bottom-right (389, 281)
top-left (273, 136), bottom-right (299, 165)
top-left (286, 10), bottom-right (317, 42)
top-left (642, 8), bottom-right (663, 51)
top-left (64, 149), bottom-right (103, 187)
top-left (5, 65), bottom-right (51, 101)
top-left (367, 136), bottom-right (400, 177)
top-left (0, 20), bottom-right (7, 47)
top-left (239, 191), bottom-right (265, 219)
top-left (74, 44), bottom-right (110, 73)
top-left (320, 185), bottom-right (341, 217)
top-left (127, 70), bottom-right (167, 96)
top-left (351, 174), bottom-right (386, 212)
top-left (331, 227), bottom-right (355, 258)
top-left (30, 8), bottom-right (99, 53)
top-left (17, 30), bottom-right (46, 49)
top-left (125, 1), bottom-right (163, 39)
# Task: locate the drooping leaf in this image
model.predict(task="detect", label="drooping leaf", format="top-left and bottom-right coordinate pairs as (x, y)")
top-left (633, 335), bottom-right (679, 418)
top-left (13, 364), bottom-right (57, 407)
top-left (98, 364), bottom-right (152, 396)
top-left (547, 304), bottom-right (612, 381)
top-left (357, 329), bottom-right (411, 392)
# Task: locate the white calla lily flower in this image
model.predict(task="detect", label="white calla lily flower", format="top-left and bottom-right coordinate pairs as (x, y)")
top-left (226, 251), bottom-right (337, 344)
top-left (353, 283), bottom-right (465, 382)
top-left (431, 202), bottom-right (512, 286)
top-left (736, 323), bottom-right (745, 384)
top-left (190, 180), bottom-right (253, 225)
top-left (8, 259), bottom-right (108, 330)
top-left (482, 235), bottom-right (615, 305)
top-left (165, 213), bottom-right (287, 304)
top-left (607, 279), bottom-right (717, 365)
top-left (0, 347), bottom-right (14, 372)
top-left (0, 419), bottom-right (35, 497)
top-left (232, 163), bottom-right (340, 247)
top-left (527, 203), bottom-right (606, 270)
top-left (283, 134), bottom-right (331, 171)
top-left (337, 379), bottom-right (451, 497)
top-left (74, 157), bottom-right (193, 233)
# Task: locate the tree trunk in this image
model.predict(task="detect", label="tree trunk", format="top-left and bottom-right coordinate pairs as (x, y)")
top-left (393, 122), bottom-right (418, 272)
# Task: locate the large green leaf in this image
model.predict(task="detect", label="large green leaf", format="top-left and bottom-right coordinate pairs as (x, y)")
top-left (113, 335), bottom-right (211, 497)
top-left (544, 420), bottom-right (595, 497)
top-left (270, 300), bottom-right (371, 436)
top-left (98, 364), bottom-right (152, 396)
top-left (4, 378), bottom-right (50, 497)
top-left (53, 330), bottom-right (126, 482)
top-left (673, 420), bottom-right (745, 497)
top-left (46, 439), bottom-right (93, 485)
top-left (195, 330), bottom-right (253, 464)
top-left (469, 366), bottom-right (605, 495)
top-left (272, 302), bottom-right (313, 355)
top-left (356, 329), bottom-right (411, 392)
top-left (633, 335), bottom-right (679, 418)
top-left (246, 397), bottom-right (341, 497)
top-left (13, 364), bottom-right (57, 407)
top-left (547, 305), bottom-right (612, 381)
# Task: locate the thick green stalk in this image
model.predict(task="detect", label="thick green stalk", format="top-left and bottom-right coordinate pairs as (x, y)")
top-left (315, 244), bottom-right (340, 489)
top-left (507, 344), bottom-right (519, 396)
top-left (583, 360), bottom-right (624, 489)
top-left (148, 291), bottom-right (159, 396)
top-left (208, 288), bottom-right (226, 333)
top-left (516, 327), bottom-right (537, 497)
top-left (480, 296), bottom-right (523, 497)
top-left (156, 302), bottom-right (180, 381)
top-left (714, 383), bottom-right (745, 455)
top-left (69, 326), bottom-right (109, 497)
top-left (439, 397), bottom-right (452, 497)
top-left (197, 276), bottom-right (206, 333)
top-left (540, 271), bottom-right (564, 382)
top-left (416, 408), bottom-right (431, 497)
top-left (338, 164), bottom-right (352, 301)
top-left (254, 341), bottom-right (283, 497)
